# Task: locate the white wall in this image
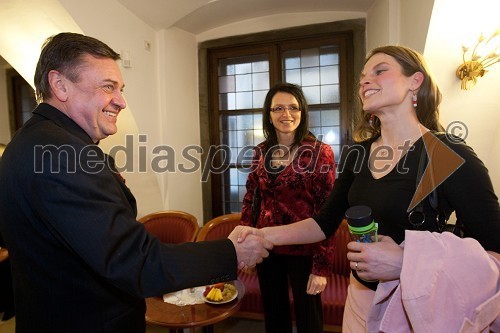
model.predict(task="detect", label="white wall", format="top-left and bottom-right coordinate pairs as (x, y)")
top-left (197, 11), bottom-right (366, 43)
top-left (0, 1), bottom-right (368, 223)
top-left (399, 0), bottom-right (434, 52)
top-left (424, 0), bottom-right (500, 194)
top-left (0, 0), bottom-right (165, 219)
top-left (366, 0), bottom-right (434, 53)
top-left (367, 0), bottom-right (499, 194)
top-left (57, 0), bottom-right (166, 219)
top-left (157, 27), bottom-right (203, 219)
top-left (0, 0), bottom-right (81, 143)
top-left (39, 2), bottom-right (368, 222)
top-left (0, 0), bottom-right (82, 85)
top-left (366, 0), bottom-right (399, 51)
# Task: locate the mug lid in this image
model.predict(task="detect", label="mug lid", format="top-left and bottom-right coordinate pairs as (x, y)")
top-left (345, 205), bottom-right (373, 228)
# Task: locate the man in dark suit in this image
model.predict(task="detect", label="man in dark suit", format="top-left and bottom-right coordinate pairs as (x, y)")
top-left (0, 145), bottom-right (15, 323)
top-left (0, 32), bottom-right (271, 333)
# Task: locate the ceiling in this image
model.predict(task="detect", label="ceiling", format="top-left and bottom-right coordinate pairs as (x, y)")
top-left (117, 0), bottom-right (375, 34)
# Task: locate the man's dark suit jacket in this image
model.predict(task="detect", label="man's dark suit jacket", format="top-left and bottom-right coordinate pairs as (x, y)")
top-left (0, 103), bottom-right (237, 333)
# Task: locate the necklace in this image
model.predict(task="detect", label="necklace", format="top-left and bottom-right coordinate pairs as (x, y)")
top-left (272, 144), bottom-right (294, 166)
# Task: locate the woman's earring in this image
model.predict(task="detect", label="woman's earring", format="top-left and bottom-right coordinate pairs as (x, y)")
top-left (369, 114), bottom-right (374, 127)
top-left (412, 93), bottom-right (418, 108)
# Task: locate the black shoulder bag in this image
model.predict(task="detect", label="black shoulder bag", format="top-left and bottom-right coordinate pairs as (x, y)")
top-left (408, 136), bottom-right (464, 237)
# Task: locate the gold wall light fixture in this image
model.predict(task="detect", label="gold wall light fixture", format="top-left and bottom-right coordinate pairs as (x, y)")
top-left (456, 29), bottom-right (500, 90)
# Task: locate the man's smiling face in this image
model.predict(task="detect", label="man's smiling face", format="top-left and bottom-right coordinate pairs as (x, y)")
top-left (63, 54), bottom-right (126, 142)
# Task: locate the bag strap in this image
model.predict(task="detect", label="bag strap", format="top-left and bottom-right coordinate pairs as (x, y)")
top-left (409, 133), bottom-right (463, 237)
top-left (418, 140), bottom-right (439, 211)
top-left (408, 143), bottom-right (432, 229)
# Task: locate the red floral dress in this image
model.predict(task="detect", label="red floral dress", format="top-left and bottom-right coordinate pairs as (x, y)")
top-left (241, 139), bottom-right (336, 276)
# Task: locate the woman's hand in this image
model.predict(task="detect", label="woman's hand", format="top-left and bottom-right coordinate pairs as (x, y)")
top-left (346, 235), bottom-right (403, 282)
top-left (234, 225), bottom-right (263, 242)
top-left (240, 265), bottom-right (257, 275)
top-left (228, 226), bottom-right (272, 270)
top-left (306, 274), bottom-right (327, 295)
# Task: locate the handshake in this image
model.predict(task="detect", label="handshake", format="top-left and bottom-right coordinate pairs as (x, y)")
top-left (228, 226), bottom-right (272, 270)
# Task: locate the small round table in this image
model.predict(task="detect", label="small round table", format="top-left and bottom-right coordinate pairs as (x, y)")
top-left (145, 280), bottom-right (245, 333)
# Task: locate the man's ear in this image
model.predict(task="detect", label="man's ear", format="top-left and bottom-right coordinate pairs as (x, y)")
top-left (47, 70), bottom-right (69, 102)
top-left (410, 71), bottom-right (424, 90)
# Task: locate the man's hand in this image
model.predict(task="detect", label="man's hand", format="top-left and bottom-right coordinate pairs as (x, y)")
top-left (346, 235), bottom-right (403, 282)
top-left (228, 226), bottom-right (273, 270)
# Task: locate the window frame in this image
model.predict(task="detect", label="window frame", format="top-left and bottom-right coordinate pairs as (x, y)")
top-left (198, 19), bottom-right (366, 220)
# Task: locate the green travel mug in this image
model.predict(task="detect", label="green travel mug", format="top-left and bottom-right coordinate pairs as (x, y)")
top-left (345, 205), bottom-right (378, 243)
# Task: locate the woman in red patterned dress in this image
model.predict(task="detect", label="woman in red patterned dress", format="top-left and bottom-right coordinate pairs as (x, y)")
top-left (240, 83), bottom-right (336, 333)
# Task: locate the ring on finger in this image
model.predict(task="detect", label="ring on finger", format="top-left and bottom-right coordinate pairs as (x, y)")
top-left (355, 262), bottom-right (358, 270)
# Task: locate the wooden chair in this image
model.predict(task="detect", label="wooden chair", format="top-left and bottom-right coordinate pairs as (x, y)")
top-left (139, 210), bottom-right (199, 244)
top-left (196, 213), bottom-right (242, 242)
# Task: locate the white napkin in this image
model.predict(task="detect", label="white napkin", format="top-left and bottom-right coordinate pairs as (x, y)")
top-left (163, 286), bottom-right (206, 306)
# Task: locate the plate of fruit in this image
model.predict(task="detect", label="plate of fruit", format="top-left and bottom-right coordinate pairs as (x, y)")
top-left (202, 282), bottom-right (238, 304)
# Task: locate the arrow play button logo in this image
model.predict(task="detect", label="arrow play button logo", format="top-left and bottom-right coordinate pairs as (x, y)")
top-left (407, 131), bottom-right (465, 212)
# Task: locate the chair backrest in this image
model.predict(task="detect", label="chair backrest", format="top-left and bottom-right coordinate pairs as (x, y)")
top-left (139, 210), bottom-right (199, 244)
top-left (331, 219), bottom-right (352, 277)
top-left (196, 213), bottom-right (242, 242)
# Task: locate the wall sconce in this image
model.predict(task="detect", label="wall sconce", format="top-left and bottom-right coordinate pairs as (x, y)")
top-left (456, 29), bottom-right (499, 90)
